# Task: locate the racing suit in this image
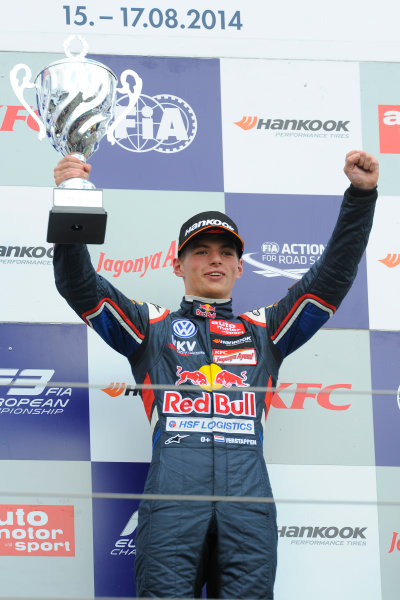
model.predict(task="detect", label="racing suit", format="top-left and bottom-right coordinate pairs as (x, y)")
top-left (53, 185), bottom-right (377, 599)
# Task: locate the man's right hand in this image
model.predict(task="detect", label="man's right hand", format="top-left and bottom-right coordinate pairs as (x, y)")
top-left (54, 155), bottom-right (92, 187)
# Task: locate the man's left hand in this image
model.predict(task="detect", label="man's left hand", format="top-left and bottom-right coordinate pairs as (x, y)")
top-left (343, 150), bottom-right (379, 189)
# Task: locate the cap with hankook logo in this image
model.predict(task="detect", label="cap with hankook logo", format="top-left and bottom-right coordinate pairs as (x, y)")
top-left (178, 211), bottom-right (244, 257)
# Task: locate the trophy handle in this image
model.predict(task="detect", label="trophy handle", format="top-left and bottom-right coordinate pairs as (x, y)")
top-left (107, 69), bottom-right (143, 145)
top-left (9, 64), bottom-right (46, 141)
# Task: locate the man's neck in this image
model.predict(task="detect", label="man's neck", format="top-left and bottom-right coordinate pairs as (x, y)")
top-left (184, 295), bottom-right (230, 304)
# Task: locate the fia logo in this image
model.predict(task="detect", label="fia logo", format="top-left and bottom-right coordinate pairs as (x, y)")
top-left (113, 93), bottom-right (197, 154)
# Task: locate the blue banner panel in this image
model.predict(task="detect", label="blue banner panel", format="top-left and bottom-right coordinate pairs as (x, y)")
top-left (92, 461), bottom-right (149, 598)
top-left (0, 323), bottom-right (89, 460)
top-left (226, 192), bottom-right (369, 328)
top-left (89, 55), bottom-right (223, 192)
top-left (370, 331), bottom-right (400, 467)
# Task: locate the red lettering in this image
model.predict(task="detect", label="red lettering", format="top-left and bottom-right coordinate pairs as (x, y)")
top-left (270, 382), bottom-right (292, 409)
top-left (193, 393), bottom-right (210, 413)
top-left (290, 383), bottom-right (322, 409)
top-left (180, 398), bottom-right (193, 413)
top-left (162, 240), bottom-right (176, 268)
top-left (96, 252), bottom-right (105, 273)
top-left (163, 392), bottom-right (181, 412)
top-left (317, 384), bottom-right (351, 411)
top-left (388, 531), bottom-right (400, 553)
top-left (27, 109), bottom-right (41, 132)
top-left (214, 393), bottom-right (230, 415)
top-left (0, 106), bottom-right (28, 131)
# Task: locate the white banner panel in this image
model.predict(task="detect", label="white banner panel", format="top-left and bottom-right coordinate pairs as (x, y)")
top-left (0, 186), bottom-right (81, 323)
top-left (2, 0), bottom-right (400, 61)
top-left (220, 59), bottom-right (362, 195)
top-left (366, 195), bottom-right (400, 331)
top-left (269, 464), bottom-right (381, 600)
top-left (88, 328), bottom-right (152, 462)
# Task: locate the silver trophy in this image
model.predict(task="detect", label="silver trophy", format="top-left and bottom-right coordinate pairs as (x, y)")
top-left (10, 35), bottom-right (142, 244)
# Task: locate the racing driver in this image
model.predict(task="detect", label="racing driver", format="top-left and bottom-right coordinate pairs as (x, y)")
top-left (53, 150), bottom-right (378, 599)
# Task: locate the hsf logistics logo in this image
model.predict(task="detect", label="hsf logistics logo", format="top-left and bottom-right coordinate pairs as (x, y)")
top-left (243, 239), bottom-right (325, 281)
top-left (234, 115), bottom-right (351, 139)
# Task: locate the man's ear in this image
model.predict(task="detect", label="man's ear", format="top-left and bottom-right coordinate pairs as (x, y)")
top-left (173, 257), bottom-right (184, 278)
top-left (236, 258), bottom-right (243, 280)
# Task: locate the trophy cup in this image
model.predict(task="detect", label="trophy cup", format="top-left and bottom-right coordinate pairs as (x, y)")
top-left (10, 35), bottom-right (142, 244)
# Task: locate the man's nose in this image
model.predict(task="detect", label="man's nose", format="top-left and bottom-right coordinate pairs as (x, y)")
top-left (209, 251), bottom-right (222, 264)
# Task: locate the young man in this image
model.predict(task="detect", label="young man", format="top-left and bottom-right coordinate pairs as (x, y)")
top-left (53, 150), bottom-right (378, 599)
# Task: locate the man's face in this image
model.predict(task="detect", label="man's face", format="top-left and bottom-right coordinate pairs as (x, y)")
top-left (173, 234), bottom-right (243, 299)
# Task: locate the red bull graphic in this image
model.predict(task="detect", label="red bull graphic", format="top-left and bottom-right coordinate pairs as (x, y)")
top-left (212, 370), bottom-right (249, 387)
top-left (163, 391), bottom-right (256, 418)
top-left (175, 367), bottom-right (209, 386)
top-left (195, 304), bottom-right (216, 319)
top-left (175, 365), bottom-right (249, 389)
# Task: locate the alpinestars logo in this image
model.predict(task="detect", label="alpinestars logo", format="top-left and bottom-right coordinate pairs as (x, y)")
top-left (243, 241), bottom-right (325, 280)
top-left (113, 92), bottom-right (197, 154)
top-left (234, 116), bottom-right (350, 139)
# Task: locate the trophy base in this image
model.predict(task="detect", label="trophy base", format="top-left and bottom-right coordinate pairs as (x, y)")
top-left (47, 188), bottom-right (107, 244)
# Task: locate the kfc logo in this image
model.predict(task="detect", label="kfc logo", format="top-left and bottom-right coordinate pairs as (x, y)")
top-left (378, 105), bottom-right (400, 153)
top-left (267, 382), bottom-right (352, 410)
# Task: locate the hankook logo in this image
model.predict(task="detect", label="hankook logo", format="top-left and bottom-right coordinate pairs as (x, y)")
top-left (234, 116), bottom-right (350, 139)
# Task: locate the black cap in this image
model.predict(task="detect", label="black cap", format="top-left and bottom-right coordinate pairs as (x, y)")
top-left (178, 211), bottom-right (244, 257)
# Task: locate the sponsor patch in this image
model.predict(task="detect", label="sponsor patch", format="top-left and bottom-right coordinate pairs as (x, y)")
top-left (166, 416), bottom-right (255, 434)
top-left (213, 349), bottom-right (257, 365)
top-left (172, 319), bottom-right (197, 338)
top-left (214, 436), bottom-right (257, 446)
top-left (163, 391), bottom-right (256, 417)
top-left (165, 434), bottom-right (190, 444)
top-left (211, 334), bottom-right (254, 349)
top-left (210, 320), bottom-right (245, 336)
top-left (196, 304), bottom-right (216, 319)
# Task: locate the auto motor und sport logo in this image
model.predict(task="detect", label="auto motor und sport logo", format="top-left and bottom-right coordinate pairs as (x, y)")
top-left (0, 504), bottom-right (75, 556)
top-left (243, 240), bottom-right (325, 281)
top-left (234, 115), bottom-right (351, 139)
top-left (378, 105), bottom-right (400, 153)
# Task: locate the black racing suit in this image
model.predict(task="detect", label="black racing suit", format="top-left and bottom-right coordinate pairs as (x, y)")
top-left (53, 185), bottom-right (376, 599)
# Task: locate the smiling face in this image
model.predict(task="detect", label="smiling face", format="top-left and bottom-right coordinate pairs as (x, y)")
top-left (173, 234), bottom-right (243, 299)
